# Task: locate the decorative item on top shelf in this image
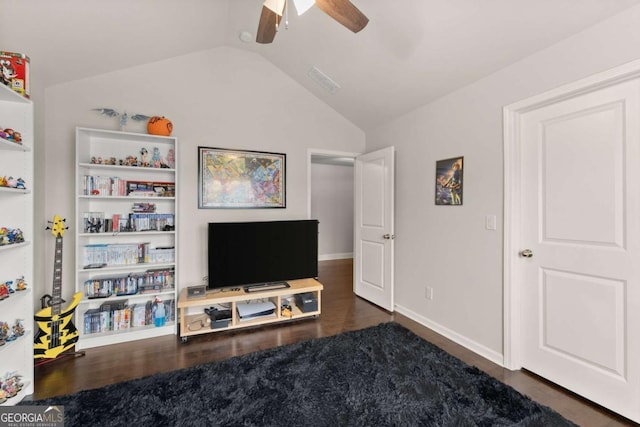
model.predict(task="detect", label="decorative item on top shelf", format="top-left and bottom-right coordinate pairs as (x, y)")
top-left (89, 145), bottom-right (172, 169)
top-left (0, 51), bottom-right (30, 98)
top-left (92, 108), bottom-right (150, 132)
top-left (147, 116), bottom-right (173, 136)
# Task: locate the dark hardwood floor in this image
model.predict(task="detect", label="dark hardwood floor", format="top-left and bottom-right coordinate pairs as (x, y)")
top-left (34, 259), bottom-right (636, 426)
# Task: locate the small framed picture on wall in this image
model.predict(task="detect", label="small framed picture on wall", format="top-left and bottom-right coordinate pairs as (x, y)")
top-left (435, 156), bottom-right (463, 205)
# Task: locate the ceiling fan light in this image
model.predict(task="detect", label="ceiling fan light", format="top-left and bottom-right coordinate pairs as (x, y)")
top-left (293, 0), bottom-right (314, 15)
top-left (264, 0), bottom-right (286, 16)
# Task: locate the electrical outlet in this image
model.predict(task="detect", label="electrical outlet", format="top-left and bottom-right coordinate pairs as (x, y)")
top-left (425, 286), bottom-right (433, 300)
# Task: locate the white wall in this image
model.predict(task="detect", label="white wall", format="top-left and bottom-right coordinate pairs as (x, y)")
top-left (42, 46), bottom-right (364, 301)
top-left (366, 5), bottom-right (640, 360)
top-left (310, 162), bottom-right (354, 259)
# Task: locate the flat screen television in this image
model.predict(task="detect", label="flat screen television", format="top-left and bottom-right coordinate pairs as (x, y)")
top-left (207, 220), bottom-right (319, 289)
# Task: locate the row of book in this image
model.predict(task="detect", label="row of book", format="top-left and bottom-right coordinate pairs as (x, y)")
top-left (83, 299), bottom-right (175, 334)
top-left (83, 212), bottom-right (175, 233)
top-left (81, 176), bottom-right (175, 197)
top-left (83, 243), bottom-right (175, 267)
top-left (84, 268), bottom-right (175, 298)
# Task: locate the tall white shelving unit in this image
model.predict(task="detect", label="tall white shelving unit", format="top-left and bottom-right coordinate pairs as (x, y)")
top-left (0, 85), bottom-right (34, 404)
top-left (74, 127), bottom-right (178, 349)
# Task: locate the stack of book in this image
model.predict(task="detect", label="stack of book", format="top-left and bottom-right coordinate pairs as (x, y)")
top-left (83, 268), bottom-right (175, 298)
top-left (82, 176), bottom-right (175, 198)
top-left (83, 298), bottom-right (175, 334)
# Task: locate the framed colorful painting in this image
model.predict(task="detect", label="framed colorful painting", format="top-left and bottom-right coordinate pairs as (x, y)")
top-left (198, 147), bottom-right (286, 208)
top-left (435, 156), bottom-right (463, 205)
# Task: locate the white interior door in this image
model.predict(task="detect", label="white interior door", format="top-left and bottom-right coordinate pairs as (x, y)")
top-left (354, 146), bottom-right (394, 311)
top-left (506, 69), bottom-right (640, 422)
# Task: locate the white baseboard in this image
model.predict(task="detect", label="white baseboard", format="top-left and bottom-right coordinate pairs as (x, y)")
top-left (318, 252), bottom-right (353, 261)
top-left (395, 303), bottom-right (505, 367)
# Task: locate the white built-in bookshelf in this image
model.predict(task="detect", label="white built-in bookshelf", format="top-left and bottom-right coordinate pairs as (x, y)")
top-left (0, 84), bottom-right (34, 405)
top-left (74, 127), bottom-right (178, 349)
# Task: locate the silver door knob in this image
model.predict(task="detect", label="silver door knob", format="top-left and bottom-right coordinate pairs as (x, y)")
top-left (383, 234), bottom-right (395, 240)
top-left (520, 249), bottom-right (533, 258)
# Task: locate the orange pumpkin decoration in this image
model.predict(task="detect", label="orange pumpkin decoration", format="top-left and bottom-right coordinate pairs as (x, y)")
top-left (147, 116), bottom-right (173, 136)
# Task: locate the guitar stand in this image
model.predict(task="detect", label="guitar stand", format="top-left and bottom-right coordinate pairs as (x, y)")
top-left (35, 349), bottom-right (86, 367)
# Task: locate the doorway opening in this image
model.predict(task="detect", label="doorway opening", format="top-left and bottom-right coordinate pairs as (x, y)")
top-left (307, 149), bottom-right (358, 261)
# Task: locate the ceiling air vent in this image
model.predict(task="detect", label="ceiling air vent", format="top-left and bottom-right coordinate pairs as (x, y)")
top-left (308, 66), bottom-right (341, 94)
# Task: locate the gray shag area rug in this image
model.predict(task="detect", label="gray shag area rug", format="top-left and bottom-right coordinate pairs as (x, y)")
top-left (24, 322), bottom-right (575, 426)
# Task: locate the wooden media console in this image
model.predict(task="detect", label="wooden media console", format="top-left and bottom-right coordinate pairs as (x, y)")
top-left (177, 278), bottom-right (322, 341)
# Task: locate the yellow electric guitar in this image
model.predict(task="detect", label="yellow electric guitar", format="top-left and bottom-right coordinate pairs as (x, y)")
top-left (34, 215), bottom-right (83, 360)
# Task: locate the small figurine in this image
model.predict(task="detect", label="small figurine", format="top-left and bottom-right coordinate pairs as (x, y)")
top-left (12, 319), bottom-right (24, 337)
top-left (15, 276), bottom-right (26, 291)
top-left (2, 374), bottom-right (22, 398)
top-left (86, 217), bottom-right (103, 233)
top-left (0, 176), bottom-right (7, 187)
top-left (0, 283), bottom-right (8, 299)
top-left (0, 322), bottom-right (8, 340)
top-left (140, 148), bottom-right (149, 167)
top-left (5, 177), bottom-right (16, 188)
top-left (1, 128), bottom-right (19, 143)
top-left (15, 178), bottom-right (25, 189)
top-left (166, 148), bottom-right (175, 169)
top-left (152, 147), bottom-right (161, 168)
top-left (5, 281), bottom-right (13, 294)
top-left (125, 155), bottom-right (138, 166)
top-left (7, 228), bottom-right (24, 244)
top-left (4, 328), bottom-right (16, 342)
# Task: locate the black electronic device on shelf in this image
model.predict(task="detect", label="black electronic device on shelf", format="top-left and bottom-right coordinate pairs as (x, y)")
top-left (204, 307), bottom-right (232, 329)
top-left (207, 220), bottom-right (318, 291)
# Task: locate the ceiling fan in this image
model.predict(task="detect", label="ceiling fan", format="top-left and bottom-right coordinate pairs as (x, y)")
top-left (256, 0), bottom-right (369, 44)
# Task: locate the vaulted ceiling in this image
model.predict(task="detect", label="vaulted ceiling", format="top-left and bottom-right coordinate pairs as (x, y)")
top-left (3, 0), bottom-right (639, 131)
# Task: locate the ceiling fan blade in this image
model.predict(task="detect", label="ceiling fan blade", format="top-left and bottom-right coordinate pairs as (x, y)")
top-left (256, 3), bottom-right (284, 44)
top-left (315, 0), bottom-right (369, 33)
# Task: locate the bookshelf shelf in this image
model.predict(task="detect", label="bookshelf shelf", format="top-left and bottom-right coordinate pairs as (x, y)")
top-left (78, 162), bottom-right (176, 173)
top-left (0, 186), bottom-right (30, 195)
top-left (78, 230), bottom-right (176, 238)
top-left (73, 324), bottom-right (175, 350)
top-left (0, 241), bottom-right (30, 252)
top-left (0, 381), bottom-right (31, 407)
top-left (78, 289), bottom-right (176, 305)
top-left (77, 262), bottom-right (176, 274)
top-left (75, 127), bottom-right (178, 350)
top-left (0, 84), bottom-right (34, 403)
top-left (0, 138), bottom-right (30, 152)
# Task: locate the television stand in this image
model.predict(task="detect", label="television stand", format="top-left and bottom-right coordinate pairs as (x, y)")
top-left (244, 281), bottom-right (290, 293)
top-left (177, 278), bottom-right (322, 341)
